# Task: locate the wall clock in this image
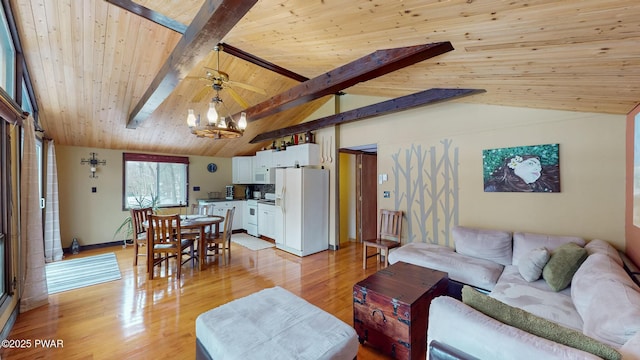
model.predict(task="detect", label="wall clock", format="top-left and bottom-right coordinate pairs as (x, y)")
top-left (207, 163), bottom-right (217, 173)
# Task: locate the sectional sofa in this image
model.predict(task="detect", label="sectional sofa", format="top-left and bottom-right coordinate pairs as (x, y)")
top-left (387, 226), bottom-right (640, 359)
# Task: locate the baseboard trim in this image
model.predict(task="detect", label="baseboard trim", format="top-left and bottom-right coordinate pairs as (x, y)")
top-left (65, 240), bottom-right (125, 254)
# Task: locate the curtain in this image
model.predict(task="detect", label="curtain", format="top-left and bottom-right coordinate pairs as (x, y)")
top-left (44, 140), bottom-right (63, 262)
top-left (19, 115), bottom-right (49, 312)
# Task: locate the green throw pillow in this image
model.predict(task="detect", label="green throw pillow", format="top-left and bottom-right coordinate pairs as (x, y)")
top-left (461, 286), bottom-right (621, 360)
top-left (542, 242), bottom-right (588, 291)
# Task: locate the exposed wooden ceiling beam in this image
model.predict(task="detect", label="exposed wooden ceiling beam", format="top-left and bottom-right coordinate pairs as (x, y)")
top-left (104, 0), bottom-right (187, 34)
top-left (234, 42), bottom-right (455, 124)
top-left (126, 0), bottom-right (257, 129)
top-left (221, 43), bottom-right (309, 82)
top-left (249, 88), bottom-right (486, 143)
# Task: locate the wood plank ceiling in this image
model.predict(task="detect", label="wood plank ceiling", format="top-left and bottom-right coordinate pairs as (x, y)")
top-left (9, 0), bottom-right (640, 157)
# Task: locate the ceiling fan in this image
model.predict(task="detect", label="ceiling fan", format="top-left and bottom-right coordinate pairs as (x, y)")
top-left (190, 44), bottom-right (267, 108)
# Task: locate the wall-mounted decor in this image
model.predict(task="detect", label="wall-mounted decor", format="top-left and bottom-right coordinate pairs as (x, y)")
top-left (483, 143), bottom-right (560, 193)
top-left (80, 152), bottom-right (106, 178)
top-left (391, 139), bottom-right (459, 246)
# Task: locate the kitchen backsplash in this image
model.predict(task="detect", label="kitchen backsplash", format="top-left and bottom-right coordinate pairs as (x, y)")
top-left (232, 184), bottom-right (274, 199)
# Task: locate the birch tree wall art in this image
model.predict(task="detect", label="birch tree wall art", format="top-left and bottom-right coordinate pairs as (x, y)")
top-left (391, 139), bottom-right (459, 246)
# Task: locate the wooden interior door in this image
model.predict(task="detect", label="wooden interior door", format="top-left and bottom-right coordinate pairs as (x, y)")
top-left (356, 153), bottom-right (377, 241)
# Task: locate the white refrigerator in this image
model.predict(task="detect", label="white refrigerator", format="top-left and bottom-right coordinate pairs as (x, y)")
top-left (274, 167), bottom-right (329, 256)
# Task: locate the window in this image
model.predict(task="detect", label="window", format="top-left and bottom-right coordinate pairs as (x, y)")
top-left (21, 78), bottom-right (32, 114)
top-left (123, 153), bottom-right (189, 210)
top-left (0, 5), bottom-right (14, 97)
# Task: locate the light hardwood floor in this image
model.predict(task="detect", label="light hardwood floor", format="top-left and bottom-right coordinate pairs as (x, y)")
top-left (2, 238), bottom-right (394, 359)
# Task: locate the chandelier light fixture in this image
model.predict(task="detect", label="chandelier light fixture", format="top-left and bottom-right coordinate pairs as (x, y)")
top-left (187, 93), bottom-right (247, 139)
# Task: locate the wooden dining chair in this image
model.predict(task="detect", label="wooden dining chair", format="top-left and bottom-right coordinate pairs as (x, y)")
top-left (363, 209), bottom-right (403, 269)
top-left (147, 214), bottom-right (195, 280)
top-left (204, 207), bottom-right (235, 265)
top-left (130, 207), bottom-right (153, 266)
top-left (181, 204), bottom-right (204, 241)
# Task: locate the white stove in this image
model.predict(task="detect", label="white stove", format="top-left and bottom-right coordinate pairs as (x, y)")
top-left (246, 199), bottom-right (259, 237)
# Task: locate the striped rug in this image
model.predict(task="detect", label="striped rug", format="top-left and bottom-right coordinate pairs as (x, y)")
top-left (46, 252), bottom-right (121, 294)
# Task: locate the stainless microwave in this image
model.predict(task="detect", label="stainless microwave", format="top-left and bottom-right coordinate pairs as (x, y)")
top-left (253, 167), bottom-right (275, 184)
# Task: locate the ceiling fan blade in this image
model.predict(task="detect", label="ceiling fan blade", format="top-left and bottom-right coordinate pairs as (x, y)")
top-left (226, 79), bottom-right (267, 95)
top-left (191, 85), bottom-right (212, 103)
top-left (224, 85), bottom-right (250, 108)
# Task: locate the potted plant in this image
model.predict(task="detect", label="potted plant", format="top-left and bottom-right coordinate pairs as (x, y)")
top-left (114, 193), bottom-right (159, 247)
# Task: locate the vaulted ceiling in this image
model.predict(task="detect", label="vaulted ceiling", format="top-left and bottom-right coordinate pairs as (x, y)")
top-left (10, 0), bottom-right (640, 157)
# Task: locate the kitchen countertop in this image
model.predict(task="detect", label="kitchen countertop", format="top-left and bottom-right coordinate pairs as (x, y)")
top-left (197, 198), bottom-right (247, 202)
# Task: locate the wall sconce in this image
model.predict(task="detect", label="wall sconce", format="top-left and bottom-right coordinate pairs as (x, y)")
top-left (80, 152), bottom-right (106, 178)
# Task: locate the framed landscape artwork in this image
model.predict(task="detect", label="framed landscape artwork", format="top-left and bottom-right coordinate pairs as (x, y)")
top-left (483, 143), bottom-right (560, 193)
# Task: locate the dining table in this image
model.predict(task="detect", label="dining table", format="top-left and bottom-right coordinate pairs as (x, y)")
top-left (144, 214), bottom-right (224, 279)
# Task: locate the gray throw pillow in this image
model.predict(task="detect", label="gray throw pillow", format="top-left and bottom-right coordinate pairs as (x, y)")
top-left (518, 247), bottom-right (550, 282)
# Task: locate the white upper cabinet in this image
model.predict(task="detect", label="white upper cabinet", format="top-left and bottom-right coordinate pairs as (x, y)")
top-left (290, 143), bottom-right (320, 166)
top-left (258, 143), bottom-right (320, 169)
top-left (255, 150), bottom-right (273, 169)
top-left (232, 156), bottom-right (253, 184)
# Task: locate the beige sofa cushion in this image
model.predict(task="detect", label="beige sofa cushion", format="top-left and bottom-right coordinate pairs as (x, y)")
top-left (584, 239), bottom-right (622, 266)
top-left (512, 232), bottom-right (585, 266)
top-left (453, 226), bottom-right (513, 266)
top-left (388, 242), bottom-right (503, 291)
top-left (428, 296), bottom-right (605, 360)
top-left (492, 266), bottom-right (583, 331)
top-left (462, 286), bottom-right (621, 360)
top-left (572, 253), bottom-right (640, 347)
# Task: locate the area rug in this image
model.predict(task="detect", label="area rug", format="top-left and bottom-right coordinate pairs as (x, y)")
top-left (231, 233), bottom-right (275, 251)
top-left (46, 252), bottom-right (121, 294)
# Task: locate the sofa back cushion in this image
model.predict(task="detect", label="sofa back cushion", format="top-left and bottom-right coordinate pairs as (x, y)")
top-left (512, 232), bottom-right (585, 266)
top-left (453, 226), bottom-right (513, 266)
top-left (572, 253), bottom-right (640, 347)
top-left (584, 239), bottom-right (622, 266)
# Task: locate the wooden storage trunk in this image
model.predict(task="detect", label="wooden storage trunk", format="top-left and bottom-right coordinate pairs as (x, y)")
top-left (353, 262), bottom-right (448, 360)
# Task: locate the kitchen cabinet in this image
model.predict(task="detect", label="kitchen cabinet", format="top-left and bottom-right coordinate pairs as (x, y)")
top-left (255, 144), bottom-right (320, 170)
top-left (270, 144), bottom-right (321, 168)
top-left (287, 143), bottom-right (320, 166)
top-left (232, 157), bottom-right (253, 184)
top-left (199, 200), bottom-right (244, 231)
top-left (255, 150), bottom-right (273, 169)
top-left (254, 151), bottom-right (275, 184)
top-left (258, 203), bottom-right (276, 239)
top-left (271, 150), bottom-right (294, 168)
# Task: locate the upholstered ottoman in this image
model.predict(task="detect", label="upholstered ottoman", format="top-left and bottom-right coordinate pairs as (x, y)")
top-left (195, 286), bottom-right (359, 360)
